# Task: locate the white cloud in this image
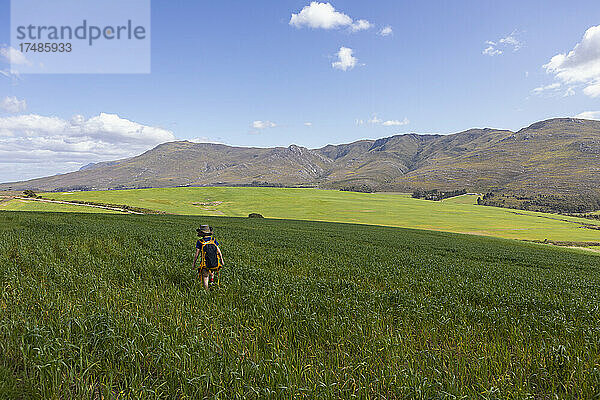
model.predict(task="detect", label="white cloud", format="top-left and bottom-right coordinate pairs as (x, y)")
top-left (368, 115), bottom-right (382, 124)
top-left (499, 33), bottom-right (523, 51)
top-left (544, 25), bottom-right (600, 97)
top-left (358, 115), bottom-right (409, 127)
top-left (564, 87), bottom-right (576, 97)
top-left (0, 68), bottom-right (21, 81)
top-left (189, 137), bottom-right (223, 144)
top-left (332, 47), bottom-right (358, 71)
top-left (532, 82), bottom-right (561, 94)
top-left (0, 96), bottom-right (27, 113)
top-left (583, 82), bottom-right (600, 97)
top-left (290, 2), bottom-right (371, 32)
top-left (0, 113), bottom-right (175, 182)
top-left (0, 46), bottom-right (31, 66)
top-left (482, 45), bottom-right (502, 56)
top-left (482, 32), bottom-right (522, 56)
top-left (351, 19), bottom-right (371, 32)
top-left (575, 111), bottom-right (600, 120)
top-left (304, 122), bottom-right (313, 127)
top-left (252, 120), bottom-right (277, 129)
top-left (382, 118), bottom-right (410, 126)
top-left (378, 26), bottom-right (393, 37)
top-left (290, 2), bottom-right (350, 29)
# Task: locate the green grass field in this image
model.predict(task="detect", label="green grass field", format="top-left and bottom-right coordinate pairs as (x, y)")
top-left (4, 187), bottom-right (599, 243)
top-left (1, 211), bottom-right (599, 398)
top-left (0, 198), bottom-right (121, 213)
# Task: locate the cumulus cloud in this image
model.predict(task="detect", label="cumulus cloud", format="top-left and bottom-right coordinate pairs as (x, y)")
top-left (482, 32), bottom-right (522, 56)
top-left (575, 111), bottom-right (600, 120)
top-left (350, 19), bottom-right (372, 32)
top-left (0, 96), bottom-right (27, 113)
top-left (332, 47), bottom-right (358, 71)
top-left (544, 25), bottom-right (600, 97)
top-left (378, 26), bottom-right (393, 37)
top-left (304, 122), bottom-right (313, 127)
top-left (0, 113), bottom-right (175, 183)
top-left (290, 2), bottom-right (371, 32)
top-left (0, 46), bottom-right (31, 65)
top-left (252, 120), bottom-right (277, 129)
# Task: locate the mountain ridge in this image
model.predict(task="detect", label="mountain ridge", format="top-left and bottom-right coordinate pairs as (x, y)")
top-left (2, 118), bottom-right (599, 195)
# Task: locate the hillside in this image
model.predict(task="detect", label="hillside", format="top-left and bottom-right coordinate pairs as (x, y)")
top-left (2, 118), bottom-right (600, 195)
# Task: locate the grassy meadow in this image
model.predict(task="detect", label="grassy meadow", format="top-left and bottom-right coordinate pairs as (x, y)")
top-left (3, 187), bottom-right (600, 242)
top-left (1, 211), bottom-right (600, 398)
top-left (0, 198), bottom-right (121, 213)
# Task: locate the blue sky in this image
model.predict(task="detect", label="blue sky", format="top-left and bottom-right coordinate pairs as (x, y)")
top-left (1, 0), bottom-right (600, 182)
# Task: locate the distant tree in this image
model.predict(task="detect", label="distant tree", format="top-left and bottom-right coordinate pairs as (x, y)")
top-left (248, 213), bottom-right (264, 218)
top-left (478, 191), bottom-right (600, 214)
top-left (340, 185), bottom-right (374, 193)
top-left (412, 188), bottom-right (467, 201)
top-left (23, 190), bottom-right (37, 198)
top-left (412, 189), bottom-right (424, 199)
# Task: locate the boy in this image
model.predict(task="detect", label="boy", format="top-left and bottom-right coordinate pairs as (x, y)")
top-left (193, 225), bottom-right (224, 290)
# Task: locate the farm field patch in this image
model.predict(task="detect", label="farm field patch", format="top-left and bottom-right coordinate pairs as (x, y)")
top-left (31, 187), bottom-right (600, 242)
top-left (1, 211), bottom-right (599, 398)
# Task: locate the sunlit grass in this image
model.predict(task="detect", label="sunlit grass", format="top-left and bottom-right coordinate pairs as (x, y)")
top-left (1, 211), bottom-right (600, 398)
top-left (0, 199), bottom-right (121, 213)
top-left (26, 187), bottom-right (600, 242)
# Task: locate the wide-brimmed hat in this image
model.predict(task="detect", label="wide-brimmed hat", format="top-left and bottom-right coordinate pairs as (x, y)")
top-left (196, 225), bottom-right (213, 236)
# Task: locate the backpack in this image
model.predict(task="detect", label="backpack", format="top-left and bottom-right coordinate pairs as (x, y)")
top-left (200, 237), bottom-right (221, 270)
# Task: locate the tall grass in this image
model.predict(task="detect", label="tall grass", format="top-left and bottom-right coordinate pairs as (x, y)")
top-left (1, 211), bottom-right (599, 398)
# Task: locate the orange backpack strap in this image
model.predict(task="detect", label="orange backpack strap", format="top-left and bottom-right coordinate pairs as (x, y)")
top-left (200, 237), bottom-right (221, 271)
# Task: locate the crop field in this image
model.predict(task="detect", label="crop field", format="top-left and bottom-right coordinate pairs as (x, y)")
top-left (1, 211), bottom-right (600, 398)
top-left (3, 187), bottom-right (600, 243)
top-left (0, 198), bottom-right (121, 214)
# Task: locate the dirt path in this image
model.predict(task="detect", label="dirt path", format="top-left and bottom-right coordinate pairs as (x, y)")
top-left (13, 197), bottom-right (145, 215)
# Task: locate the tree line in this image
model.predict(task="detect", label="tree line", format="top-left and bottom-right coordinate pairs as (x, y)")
top-left (412, 189), bottom-right (467, 201)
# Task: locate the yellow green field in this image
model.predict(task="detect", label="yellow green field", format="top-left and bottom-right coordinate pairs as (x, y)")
top-left (2, 187), bottom-right (599, 243)
top-left (0, 198), bottom-right (120, 213)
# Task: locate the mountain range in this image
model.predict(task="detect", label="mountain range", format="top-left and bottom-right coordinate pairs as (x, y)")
top-left (2, 118), bottom-right (599, 195)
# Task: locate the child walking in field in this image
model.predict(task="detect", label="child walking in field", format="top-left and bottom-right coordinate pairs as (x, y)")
top-left (193, 225), bottom-right (224, 290)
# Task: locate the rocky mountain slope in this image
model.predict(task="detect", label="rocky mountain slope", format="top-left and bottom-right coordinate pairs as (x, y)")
top-left (2, 118), bottom-right (599, 195)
